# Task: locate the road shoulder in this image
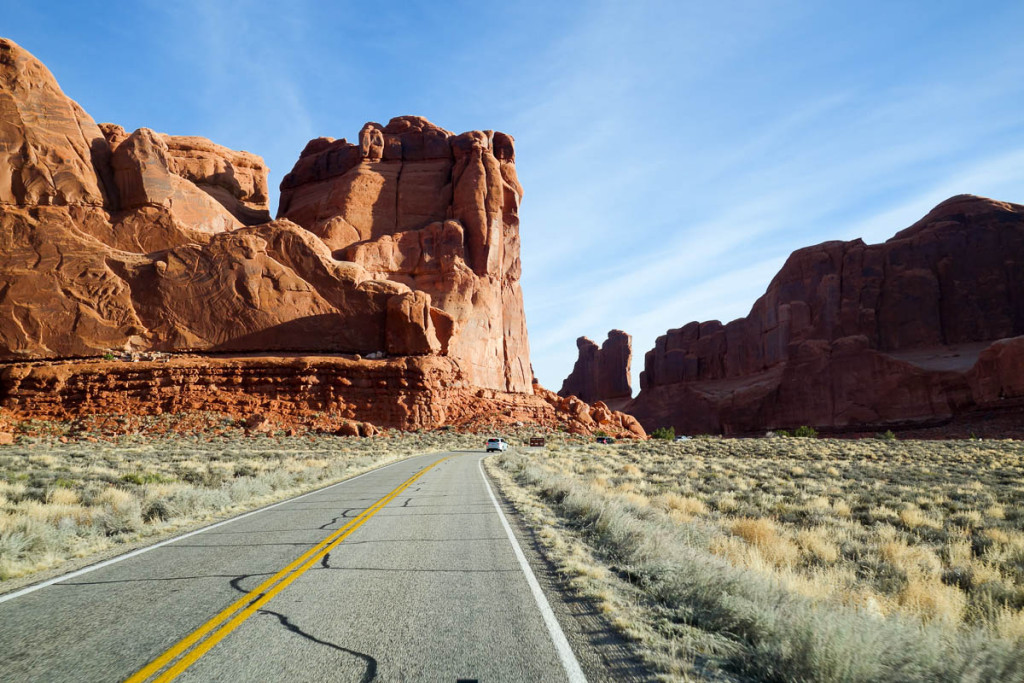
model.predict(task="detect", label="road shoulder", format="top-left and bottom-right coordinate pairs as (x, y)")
top-left (482, 453), bottom-right (655, 683)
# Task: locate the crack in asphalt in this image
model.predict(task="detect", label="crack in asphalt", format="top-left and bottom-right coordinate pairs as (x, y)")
top-left (257, 609), bottom-right (378, 683)
top-left (318, 516), bottom-right (342, 530)
top-left (401, 498), bottom-right (411, 507)
top-left (229, 573), bottom-right (377, 681)
top-left (319, 508), bottom-right (360, 530)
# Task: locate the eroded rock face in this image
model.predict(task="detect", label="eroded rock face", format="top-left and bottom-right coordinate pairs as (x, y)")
top-left (0, 40), bottom-right (448, 362)
top-left (629, 195), bottom-right (1024, 434)
top-left (0, 39), bottom-right (632, 436)
top-left (0, 38), bottom-right (113, 207)
top-left (559, 330), bottom-right (632, 407)
top-left (279, 116), bottom-right (532, 393)
top-left (0, 356), bottom-right (645, 437)
top-left (110, 127), bottom-right (241, 235)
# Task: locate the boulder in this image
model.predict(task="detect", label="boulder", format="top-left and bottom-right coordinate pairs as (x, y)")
top-left (102, 124), bottom-right (271, 225)
top-left (386, 291), bottom-right (441, 356)
top-left (110, 127), bottom-right (241, 236)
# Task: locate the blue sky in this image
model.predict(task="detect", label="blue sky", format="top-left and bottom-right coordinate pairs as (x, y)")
top-left (6, 1), bottom-right (1024, 390)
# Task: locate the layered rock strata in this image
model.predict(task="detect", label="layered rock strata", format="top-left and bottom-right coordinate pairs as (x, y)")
top-left (628, 195), bottom-right (1024, 434)
top-left (558, 330), bottom-right (632, 409)
top-left (0, 355), bottom-right (645, 437)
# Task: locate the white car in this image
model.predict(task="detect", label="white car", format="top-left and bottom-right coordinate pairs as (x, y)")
top-left (486, 438), bottom-right (508, 453)
top-left (674, 435), bottom-right (691, 442)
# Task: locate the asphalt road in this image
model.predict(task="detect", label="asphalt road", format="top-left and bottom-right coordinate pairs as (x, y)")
top-left (0, 451), bottom-right (589, 682)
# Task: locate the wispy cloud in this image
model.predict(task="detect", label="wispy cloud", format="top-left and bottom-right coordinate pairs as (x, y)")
top-left (514, 3), bottom-right (1024, 389)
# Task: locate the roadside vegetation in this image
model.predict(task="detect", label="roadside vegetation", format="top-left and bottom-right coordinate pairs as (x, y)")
top-left (0, 422), bottom-right (478, 583)
top-left (489, 436), bottom-right (1024, 681)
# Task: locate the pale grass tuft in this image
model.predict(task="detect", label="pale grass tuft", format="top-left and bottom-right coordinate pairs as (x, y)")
top-left (993, 606), bottom-right (1024, 643)
top-left (729, 517), bottom-right (800, 568)
top-left (731, 516), bottom-right (778, 547)
top-left (984, 504), bottom-right (1006, 520)
top-left (652, 492), bottom-right (707, 519)
top-left (620, 463), bottom-right (642, 477)
top-left (796, 527), bottom-right (839, 564)
top-left (880, 539), bottom-right (942, 579)
top-left (832, 499), bottom-right (852, 518)
top-left (619, 491), bottom-right (649, 508)
top-left (898, 579), bottom-right (965, 625)
top-left (898, 506), bottom-right (941, 530)
top-left (984, 528), bottom-right (1011, 546)
top-left (97, 487), bottom-right (136, 511)
top-left (48, 488), bottom-right (79, 505)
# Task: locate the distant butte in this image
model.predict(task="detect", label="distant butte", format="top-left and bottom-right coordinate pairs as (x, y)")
top-left (617, 194), bottom-right (1024, 435)
top-left (558, 330), bottom-right (633, 410)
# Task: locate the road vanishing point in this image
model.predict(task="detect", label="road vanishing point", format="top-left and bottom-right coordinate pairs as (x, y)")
top-left (0, 451), bottom-right (608, 682)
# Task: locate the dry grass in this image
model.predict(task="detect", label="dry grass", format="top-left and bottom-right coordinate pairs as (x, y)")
top-left (0, 428), bottom-right (478, 582)
top-left (491, 435), bottom-right (1024, 681)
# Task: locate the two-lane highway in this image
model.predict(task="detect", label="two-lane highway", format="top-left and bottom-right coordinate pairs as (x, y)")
top-left (0, 452), bottom-right (586, 682)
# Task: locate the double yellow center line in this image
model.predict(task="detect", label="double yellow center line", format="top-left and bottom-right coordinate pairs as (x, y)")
top-left (126, 456), bottom-right (448, 682)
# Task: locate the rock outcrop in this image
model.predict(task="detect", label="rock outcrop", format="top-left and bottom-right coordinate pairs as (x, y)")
top-left (0, 356), bottom-right (645, 438)
top-left (0, 37), bottom-right (643, 437)
top-left (0, 38), bottom-right (113, 208)
top-left (0, 38), bottom-right (450, 361)
top-left (558, 330), bottom-right (632, 409)
top-left (278, 116), bottom-right (531, 393)
top-left (628, 195), bottom-right (1024, 434)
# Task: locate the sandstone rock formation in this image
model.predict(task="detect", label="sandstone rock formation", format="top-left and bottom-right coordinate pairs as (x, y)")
top-left (0, 38), bottom-right (113, 208)
top-left (628, 195), bottom-right (1024, 434)
top-left (0, 356), bottom-right (645, 438)
top-left (0, 37), bottom-right (643, 437)
top-left (558, 330), bottom-right (632, 409)
top-left (0, 38), bottom-right (441, 360)
top-left (278, 116), bottom-right (531, 393)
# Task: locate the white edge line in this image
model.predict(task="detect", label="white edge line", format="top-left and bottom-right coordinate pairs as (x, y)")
top-left (478, 456), bottom-right (588, 683)
top-left (0, 452), bottom-right (436, 605)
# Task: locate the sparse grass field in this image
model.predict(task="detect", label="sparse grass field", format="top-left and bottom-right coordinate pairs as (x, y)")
top-left (0, 427), bottom-right (478, 584)
top-left (490, 436), bottom-right (1024, 681)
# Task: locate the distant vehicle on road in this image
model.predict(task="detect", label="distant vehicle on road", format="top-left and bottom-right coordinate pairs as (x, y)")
top-left (674, 435), bottom-right (691, 442)
top-left (595, 436), bottom-right (614, 445)
top-left (486, 438), bottom-right (508, 452)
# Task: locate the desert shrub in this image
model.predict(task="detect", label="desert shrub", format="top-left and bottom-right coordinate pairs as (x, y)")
top-left (877, 430), bottom-right (898, 440)
top-left (494, 436), bottom-right (1024, 681)
top-left (650, 427), bottom-right (676, 440)
top-left (793, 425), bottom-right (818, 438)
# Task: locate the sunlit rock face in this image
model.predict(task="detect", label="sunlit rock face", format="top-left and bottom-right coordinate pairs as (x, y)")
top-left (0, 37), bottom-right (640, 436)
top-left (279, 115), bottom-right (532, 393)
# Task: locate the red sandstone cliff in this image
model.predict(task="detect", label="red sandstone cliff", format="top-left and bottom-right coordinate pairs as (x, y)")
top-left (558, 330), bottom-right (632, 409)
top-left (0, 37), bottom-right (643, 437)
top-left (278, 117), bottom-right (531, 393)
top-left (628, 195), bottom-right (1024, 434)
